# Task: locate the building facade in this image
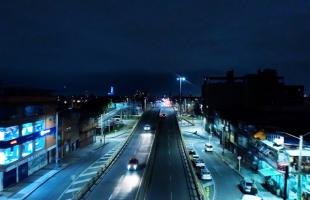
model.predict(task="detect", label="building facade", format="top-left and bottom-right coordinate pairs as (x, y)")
top-left (0, 88), bottom-right (57, 190)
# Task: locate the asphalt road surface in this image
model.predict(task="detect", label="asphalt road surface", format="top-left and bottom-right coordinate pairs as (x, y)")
top-left (147, 108), bottom-right (191, 200)
top-left (85, 109), bottom-right (159, 200)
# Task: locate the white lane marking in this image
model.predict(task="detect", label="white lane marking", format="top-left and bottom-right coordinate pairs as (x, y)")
top-left (79, 171), bottom-right (97, 177)
top-left (88, 165), bottom-right (100, 170)
top-left (65, 187), bottom-right (82, 193)
top-left (170, 191), bottom-right (173, 200)
top-left (71, 178), bottom-right (92, 185)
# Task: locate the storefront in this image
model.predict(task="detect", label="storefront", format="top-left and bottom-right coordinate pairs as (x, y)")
top-left (0, 116), bottom-right (56, 191)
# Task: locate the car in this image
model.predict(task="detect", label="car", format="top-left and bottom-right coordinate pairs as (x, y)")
top-left (192, 154), bottom-right (199, 159)
top-left (190, 152), bottom-right (199, 161)
top-left (205, 143), bottom-right (213, 152)
top-left (194, 158), bottom-right (206, 168)
top-left (144, 124), bottom-right (151, 131)
top-left (198, 168), bottom-right (212, 180)
top-left (240, 178), bottom-right (256, 194)
top-left (241, 194), bottom-right (262, 200)
top-left (188, 148), bottom-right (196, 155)
top-left (127, 157), bottom-right (139, 170)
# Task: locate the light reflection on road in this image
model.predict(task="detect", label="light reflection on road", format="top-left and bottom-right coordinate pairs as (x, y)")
top-left (108, 132), bottom-right (154, 200)
top-left (108, 173), bottom-right (140, 200)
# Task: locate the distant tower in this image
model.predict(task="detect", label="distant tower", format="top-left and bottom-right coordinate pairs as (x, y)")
top-left (108, 86), bottom-right (114, 96)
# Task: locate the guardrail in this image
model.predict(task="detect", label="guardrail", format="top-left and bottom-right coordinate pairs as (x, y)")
top-left (70, 117), bottom-right (140, 200)
top-left (177, 117), bottom-right (205, 200)
top-left (135, 112), bottom-right (160, 200)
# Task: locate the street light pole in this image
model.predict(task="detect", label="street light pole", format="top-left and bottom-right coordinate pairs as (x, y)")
top-left (237, 156), bottom-right (242, 172)
top-left (177, 76), bottom-right (186, 115)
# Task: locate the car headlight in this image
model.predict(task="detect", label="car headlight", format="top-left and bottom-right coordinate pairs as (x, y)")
top-left (133, 164), bottom-right (137, 169)
top-left (127, 165), bottom-right (131, 170)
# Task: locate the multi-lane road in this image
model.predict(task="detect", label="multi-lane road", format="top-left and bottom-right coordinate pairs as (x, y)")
top-left (84, 109), bottom-right (159, 200)
top-left (25, 109), bottom-right (244, 200)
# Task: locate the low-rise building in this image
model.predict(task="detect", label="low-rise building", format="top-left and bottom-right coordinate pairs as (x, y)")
top-left (0, 88), bottom-right (57, 190)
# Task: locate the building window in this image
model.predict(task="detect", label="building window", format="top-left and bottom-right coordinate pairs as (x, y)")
top-left (35, 137), bottom-right (45, 151)
top-left (22, 141), bottom-right (33, 157)
top-left (34, 120), bottom-right (45, 132)
top-left (22, 123), bottom-right (33, 136)
top-left (0, 126), bottom-right (19, 141)
top-left (0, 146), bottom-right (19, 165)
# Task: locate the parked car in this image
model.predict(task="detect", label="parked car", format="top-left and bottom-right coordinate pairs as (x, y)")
top-left (190, 153), bottom-right (199, 161)
top-left (240, 178), bottom-right (257, 194)
top-left (198, 167), bottom-right (212, 180)
top-left (194, 158), bottom-right (206, 168)
top-left (188, 148), bottom-right (196, 155)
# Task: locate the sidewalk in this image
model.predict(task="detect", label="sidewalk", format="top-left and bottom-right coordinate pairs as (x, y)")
top-left (0, 119), bottom-right (136, 200)
top-left (180, 118), bottom-right (282, 200)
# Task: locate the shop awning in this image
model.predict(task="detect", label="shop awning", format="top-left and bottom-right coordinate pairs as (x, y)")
top-left (258, 167), bottom-right (281, 177)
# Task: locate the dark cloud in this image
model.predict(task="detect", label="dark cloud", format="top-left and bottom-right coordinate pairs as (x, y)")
top-left (1, 1), bottom-right (310, 95)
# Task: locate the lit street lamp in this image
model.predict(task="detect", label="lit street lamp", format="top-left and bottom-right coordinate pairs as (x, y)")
top-left (237, 156), bottom-right (242, 172)
top-left (177, 76), bottom-right (186, 114)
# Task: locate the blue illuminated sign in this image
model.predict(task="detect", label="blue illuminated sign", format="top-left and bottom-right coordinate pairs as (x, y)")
top-left (40, 129), bottom-right (51, 136)
top-left (0, 127), bottom-right (55, 149)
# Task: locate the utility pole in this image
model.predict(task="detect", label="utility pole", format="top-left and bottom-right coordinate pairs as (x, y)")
top-left (284, 165), bottom-right (289, 200)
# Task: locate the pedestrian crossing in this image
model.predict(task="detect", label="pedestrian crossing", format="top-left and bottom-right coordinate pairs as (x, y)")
top-left (57, 143), bottom-right (123, 200)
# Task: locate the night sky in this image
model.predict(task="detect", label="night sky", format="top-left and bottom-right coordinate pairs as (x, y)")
top-left (1, 1), bottom-right (310, 96)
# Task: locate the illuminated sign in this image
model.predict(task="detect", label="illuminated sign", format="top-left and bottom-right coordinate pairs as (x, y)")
top-left (40, 129), bottom-right (51, 136)
top-left (10, 140), bottom-right (17, 145)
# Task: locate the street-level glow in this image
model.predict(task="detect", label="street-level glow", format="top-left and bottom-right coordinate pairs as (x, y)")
top-left (161, 98), bottom-right (172, 107)
top-left (109, 173), bottom-right (140, 198)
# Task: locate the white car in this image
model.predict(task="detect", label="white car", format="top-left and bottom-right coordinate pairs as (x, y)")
top-left (199, 168), bottom-right (212, 180)
top-left (194, 159), bottom-right (206, 168)
top-left (205, 143), bottom-right (213, 152)
top-left (144, 124), bottom-right (151, 131)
